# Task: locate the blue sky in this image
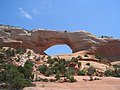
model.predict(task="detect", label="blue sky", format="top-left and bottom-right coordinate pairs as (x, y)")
top-left (0, 0), bottom-right (120, 55)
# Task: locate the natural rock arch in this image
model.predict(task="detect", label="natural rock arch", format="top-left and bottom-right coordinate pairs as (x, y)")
top-left (1, 25), bottom-right (120, 61)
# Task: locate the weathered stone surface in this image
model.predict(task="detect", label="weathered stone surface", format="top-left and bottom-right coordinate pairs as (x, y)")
top-left (0, 25), bottom-right (120, 61)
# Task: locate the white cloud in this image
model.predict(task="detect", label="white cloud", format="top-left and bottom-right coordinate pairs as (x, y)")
top-left (33, 0), bottom-right (53, 14)
top-left (18, 7), bottom-right (33, 19)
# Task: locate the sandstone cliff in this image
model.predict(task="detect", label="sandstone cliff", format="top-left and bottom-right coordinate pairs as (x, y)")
top-left (0, 24), bottom-right (120, 61)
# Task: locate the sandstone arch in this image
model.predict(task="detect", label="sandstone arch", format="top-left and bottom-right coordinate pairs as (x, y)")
top-left (1, 25), bottom-right (120, 61)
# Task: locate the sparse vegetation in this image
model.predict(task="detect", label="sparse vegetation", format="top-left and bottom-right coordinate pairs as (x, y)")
top-left (95, 54), bottom-right (111, 66)
top-left (68, 75), bottom-right (77, 82)
top-left (0, 47), bottom-right (34, 90)
top-left (87, 66), bottom-right (96, 76)
top-left (77, 55), bottom-right (82, 60)
top-left (104, 64), bottom-right (120, 77)
top-left (77, 69), bottom-right (86, 76)
top-left (64, 30), bottom-right (67, 32)
top-left (38, 64), bottom-right (48, 74)
top-left (100, 35), bottom-right (113, 38)
top-left (16, 48), bottom-right (26, 54)
top-left (37, 57), bottom-right (82, 82)
top-left (89, 76), bottom-right (94, 81)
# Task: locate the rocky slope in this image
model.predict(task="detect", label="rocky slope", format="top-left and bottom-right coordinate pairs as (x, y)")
top-left (0, 24), bottom-right (120, 61)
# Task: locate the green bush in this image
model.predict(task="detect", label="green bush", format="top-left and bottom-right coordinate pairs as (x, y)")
top-left (94, 77), bottom-right (100, 80)
top-left (55, 71), bottom-right (60, 80)
top-left (68, 75), bottom-right (77, 82)
top-left (104, 69), bottom-right (114, 77)
top-left (89, 76), bottom-right (93, 81)
top-left (77, 69), bottom-right (86, 76)
top-left (0, 63), bottom-right (33, 90)
top-left (47, 58), bottom-right (55, 65)
top-left (38, 65), bottom-right (48, 74)
top-left (71, 57), bottom-right (78, 64)
top-left (42, 78), bottom-right (49, 82)
top-left (113, 64), bottom-right (120, 69)
top-left (45, 68), bottom-right (53, 76)
top-left (67, 67), bottom-right (76, 75)
top-left (5, 48), bottom-right (15, 57)
top-left (77, 55), bottom-right (82, 60)
top-left (16, 48), bottom-right (26, 54)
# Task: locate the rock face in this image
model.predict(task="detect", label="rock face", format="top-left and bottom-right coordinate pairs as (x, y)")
top-left (0, 24), bottom-right (120, 61)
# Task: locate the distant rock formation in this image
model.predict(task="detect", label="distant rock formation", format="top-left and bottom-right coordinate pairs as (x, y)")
top-left (0, 24), bottom-right (120, 61)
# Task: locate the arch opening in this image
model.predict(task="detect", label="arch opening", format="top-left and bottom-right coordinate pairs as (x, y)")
top-left (44, 44), bottom-right (72, 56)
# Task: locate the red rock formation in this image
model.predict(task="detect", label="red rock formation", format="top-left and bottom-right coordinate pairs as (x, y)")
top-left (0, 25), bottom-right (120, 61)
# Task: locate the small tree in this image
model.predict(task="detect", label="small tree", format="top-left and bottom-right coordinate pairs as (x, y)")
top-left (38, 65), bottom-right (48, 74)
top-left (55, 71), bottom-right (60, 80)
top-left (10, 76), bottom-right (29, 90)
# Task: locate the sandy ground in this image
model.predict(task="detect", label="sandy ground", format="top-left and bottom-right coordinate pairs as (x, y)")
top-left (24, 76), bottom-right (120, 90)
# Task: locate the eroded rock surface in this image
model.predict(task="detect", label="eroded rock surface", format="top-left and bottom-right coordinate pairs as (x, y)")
top-left (0, 25), bottom-right (120, 61)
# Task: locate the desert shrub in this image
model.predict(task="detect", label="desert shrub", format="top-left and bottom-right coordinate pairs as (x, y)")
top-left (87, 66), bottom-right (96, 76)
top-left (68, 75), bottom-right (77, 82)
top-left (0, 52), bottom-right (6, 59)
top-left (95, 54), bottom-right (102, 60)
top-left (47, 58), bottom-right (55, 65)
top-left (38, 64), bottom-right (48, 74)
top-left (55, 71), bottom-right (60, 80)
top-left (104, 69), bottom-right (114, 77)
top-left (114, 69), bottom-right (120, 77)
top-left (77, 69), bottom-right (86, 76)
top-left (42, 78), bottom-right (49, 82)
top-left (71, 57), bottom-right (78, 64)
top-left (67, 67), bottom-right (76, 75)
top-left (89, 76), bottom-right (93, 81)
top-left (0, 63), bottom-right (33, 90)
top-left (16, 48), bottom-right (26, 54)
top-left (64, 30), bottom-right (67, 32)
top-left (4, 48), bottom-right (15, 57)
top-left (64, 72), bottom-right (70, 79)
top-left (45, 68), bottom-right (53, 76)
top-left (77, 55), bottom-right (82, 60)
top-left (113, 64), bottom-right (120, 69)
top-left (23, 61), bottom-right (33, 79)
top-left (94, 77), bottom-right (100, 80)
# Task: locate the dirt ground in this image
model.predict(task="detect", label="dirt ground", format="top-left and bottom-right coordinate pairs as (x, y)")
top-left (24, 76), bottom-right (120, 90)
